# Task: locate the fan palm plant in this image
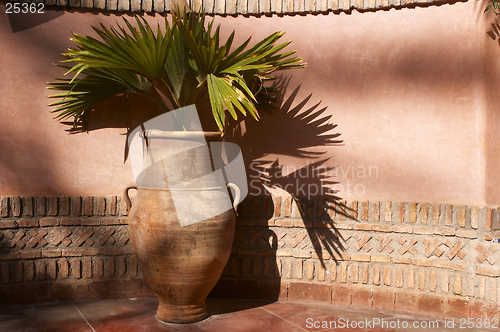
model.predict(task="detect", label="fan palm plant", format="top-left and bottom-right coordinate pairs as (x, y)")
top-left (47, 8), bottom-right (305, 134)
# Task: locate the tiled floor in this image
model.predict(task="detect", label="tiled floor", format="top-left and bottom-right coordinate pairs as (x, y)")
top-left (0, 297), bottom-right (496, 332)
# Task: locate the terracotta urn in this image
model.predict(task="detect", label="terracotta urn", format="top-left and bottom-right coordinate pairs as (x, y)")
top-left (123, 131), bottom-right (240, 323)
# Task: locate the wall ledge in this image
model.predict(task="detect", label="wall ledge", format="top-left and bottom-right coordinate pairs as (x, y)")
top-left (35, 0), bottom-right (468, 15)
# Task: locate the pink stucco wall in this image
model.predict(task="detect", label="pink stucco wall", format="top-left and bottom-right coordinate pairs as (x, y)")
top-left (0, 1), bottom-right (499, 206)
top-left (484, 5), bottom-right (500, 206)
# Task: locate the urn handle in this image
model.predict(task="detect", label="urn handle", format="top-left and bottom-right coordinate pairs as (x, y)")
top-left (123, 183), bottom-right (138, 213)
top-left (226, 183), bottom-right (240, 215)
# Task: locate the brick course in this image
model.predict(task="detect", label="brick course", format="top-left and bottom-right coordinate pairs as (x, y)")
top-left (0, 194), bottom-right (499, 319)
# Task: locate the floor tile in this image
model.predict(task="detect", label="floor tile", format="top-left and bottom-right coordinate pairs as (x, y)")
top-left (0, 297), bottom-right (498, 332)
top-left (0, 301), bottom-right (92, 332)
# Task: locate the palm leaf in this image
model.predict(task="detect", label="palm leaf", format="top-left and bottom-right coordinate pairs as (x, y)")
top-left (47, 7), bottom-right (305, 133)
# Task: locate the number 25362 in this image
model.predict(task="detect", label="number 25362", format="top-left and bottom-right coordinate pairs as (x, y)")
top-left (5, 2), bottom-right (45, 14)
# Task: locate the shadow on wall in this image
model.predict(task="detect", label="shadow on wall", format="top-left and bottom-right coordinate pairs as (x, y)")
top-left (487, 20), bottom-right (500, 42)
top-left (207, 77), bottom-right (355, 303)
top-left (6, 8), bottom-right (65, 33)
top-left (0, 6), bottom-right (71, 195)
top-left (227, 77), bottom-right (350, 265)
top-left (59, 91), bottom-right (175, 167)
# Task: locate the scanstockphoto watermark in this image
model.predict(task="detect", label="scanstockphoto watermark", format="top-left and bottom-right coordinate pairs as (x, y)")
top-left (305, 317), bottom-right (499, 330)
top-left (249, 161), bottom-right (379, 198)
top-left (306, 317), bottom-right (440, 330)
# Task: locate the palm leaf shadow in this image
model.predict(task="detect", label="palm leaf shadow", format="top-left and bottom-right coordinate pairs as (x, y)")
top-left (229, 76), bottom-right (352, 264)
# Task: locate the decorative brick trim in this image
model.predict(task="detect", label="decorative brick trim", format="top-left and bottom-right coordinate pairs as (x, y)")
top-left (37, 0), bottom-right (464, 15)
top-left (225, 196), bottom-right (500, 317)
top-left (0, 195), bottom-right (139, 305)
top-left (1, 194), bottom-right (499, 320)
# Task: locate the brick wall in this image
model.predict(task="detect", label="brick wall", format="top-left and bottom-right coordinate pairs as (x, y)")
top-left (213, 197), bottom-right (500, 319)
top-left (0, 196), bottom-right (148, 304)
top-left (1, 195), bottom-right (499, 319)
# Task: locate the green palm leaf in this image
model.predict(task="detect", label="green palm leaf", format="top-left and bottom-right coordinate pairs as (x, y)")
top-left (47, 7), bottom-right (305, 133)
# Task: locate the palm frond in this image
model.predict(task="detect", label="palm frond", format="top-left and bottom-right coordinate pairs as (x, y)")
top-left (47, 7), bottom-right (305, 133)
